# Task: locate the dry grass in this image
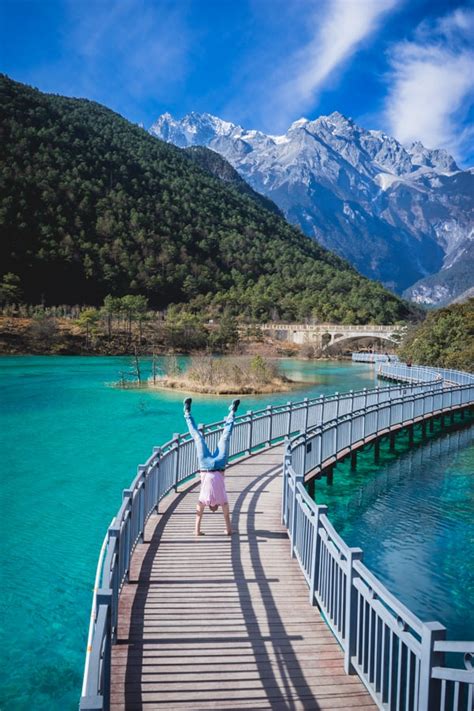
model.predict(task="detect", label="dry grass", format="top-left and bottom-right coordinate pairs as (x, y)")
top-left (149, 355), bottom-right (297, 394)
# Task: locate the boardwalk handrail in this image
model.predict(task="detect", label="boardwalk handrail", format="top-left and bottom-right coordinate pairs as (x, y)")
top-left (283, 362), bottom-right (474, 711)
top-left (80, 364), bottom-right (473, 710)
top-left (262, 322), bottom-right (406, 332)
top-left (378, 361), bottom-right (474, 387)
top-left (352, 352), bottom-right (400, 363)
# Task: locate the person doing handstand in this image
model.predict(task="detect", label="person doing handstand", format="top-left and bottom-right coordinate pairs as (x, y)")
top-left (184, 397), bottom-right (240, 537)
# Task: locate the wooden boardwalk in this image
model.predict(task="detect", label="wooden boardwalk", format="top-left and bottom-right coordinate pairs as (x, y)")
top-left (111, 446), bottom-right (376, 710)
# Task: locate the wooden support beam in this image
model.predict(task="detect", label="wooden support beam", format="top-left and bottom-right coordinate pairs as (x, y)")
top-left (389, 432), bottom-right (396, 451)
top-left (350, 452), bottom-right (357, 471)
top-left (326, 466), bottom-right (334, 485)
top-left (374, 440), bottom-right (380, 463)
top-left (307, 478), bottom-right (315, 500)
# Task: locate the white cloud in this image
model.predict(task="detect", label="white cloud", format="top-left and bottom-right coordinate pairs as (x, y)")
top-left (267, 0), bottom-right (399, 127)
top-left (63, 0), bottom-right (191, 103)
top-left (383, 8), bottom-right (474, 158)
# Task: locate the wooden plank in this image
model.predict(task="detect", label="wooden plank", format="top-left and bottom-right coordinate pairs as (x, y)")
top-left (111, 444), bottom-right (376, 709)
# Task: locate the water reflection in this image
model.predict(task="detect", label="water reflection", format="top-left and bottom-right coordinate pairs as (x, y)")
top-left (318, 423), bottom-right (474, 640)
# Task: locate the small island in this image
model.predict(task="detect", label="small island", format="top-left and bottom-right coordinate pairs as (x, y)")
top-left (118, 355), bottom-right (300, 394)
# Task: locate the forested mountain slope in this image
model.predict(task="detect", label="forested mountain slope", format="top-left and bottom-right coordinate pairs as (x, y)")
top-left (152, 111), bottom-right (474, 302)
top-left (0, 75), bottom-right (416, 323)
top-left (399, 299), bottom-right (473, 371)
top-left (184, 146), bottom-right (282, 217)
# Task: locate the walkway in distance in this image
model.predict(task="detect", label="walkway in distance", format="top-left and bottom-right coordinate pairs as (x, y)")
top-left (112, 446), bottom-right (376, 710)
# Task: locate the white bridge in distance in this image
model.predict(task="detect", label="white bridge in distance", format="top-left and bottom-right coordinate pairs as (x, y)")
top-left (258, 322), bottom-right (406, 350)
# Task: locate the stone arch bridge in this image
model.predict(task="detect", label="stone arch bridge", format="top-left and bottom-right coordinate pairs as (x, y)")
top-left (259, 322), bottom-right (406, 350)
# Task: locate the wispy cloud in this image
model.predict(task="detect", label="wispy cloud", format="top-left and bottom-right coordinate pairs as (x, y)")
top-left (383, 7), bottom-right (474, 159)
top-left (68, 0), bottom-right (191, 98)
top-left (252, 0), bottom-right (399, 130)
top-left (27, 0), bottom-right (192, 120)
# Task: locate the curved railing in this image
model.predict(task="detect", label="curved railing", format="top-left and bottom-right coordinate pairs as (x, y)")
top-left (80, 365), bottom-right (473, 710)
top-left (352, 352), bottom-right (399, 363)
top-left (379, 362), bottom-right (474, 387)
top-left (283, 363), bottom-right (474, 711)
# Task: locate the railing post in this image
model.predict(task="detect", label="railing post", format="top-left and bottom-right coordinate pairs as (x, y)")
top-left (247, 411), bottom-right (253, 454)
top-left (418, 621), bottom-right (446, 711)
top-left (108, 526), bottom-right (120, 642)
top-left (302, 432), bottom-right (308, 475)
top-left (286, 401), bottom-right (292, 436)
top-left (349, 405), bottom-right (354, 450)
top-left (137, 465), bottom-right (147, 542)
top-left (321, 394), bottom-right (326, 424)
top-left (304, 397), bottom-right (309, 431)
top-left (344, 547), bottom-right (363, 674)
top-left (96, 589), bottom-right (112, 709)
top-left (362, 389), bottom-right (369, 439)
top-left (122, 489), bottom-right (132, 582)
top-left (290, 467), bottom-right (304, 559)
top-left (309, 504), bottom-right (328, 605)
top-left (282, 438), bottom-right (291, 525)
top-left (153, 446), bottom-right (161, 512)
top-left (267, 405), bottom-right (273, 445)
top-left (173, 433), bottom-right (180, 491)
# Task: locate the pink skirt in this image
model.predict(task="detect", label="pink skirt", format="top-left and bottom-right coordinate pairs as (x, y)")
top-left (199, 471), bottom-right (228, 507)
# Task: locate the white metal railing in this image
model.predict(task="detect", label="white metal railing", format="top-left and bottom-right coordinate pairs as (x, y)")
top-left (80, 363), bottom-right (473, 710)
top-left (352, 352), bottom-right (400, 363)
top-left (262, 323), bottom-right (406, 333)
top-left (378, 362), bottom-right (474, 387)
top-left (283, 364), bottom-right (474, 711)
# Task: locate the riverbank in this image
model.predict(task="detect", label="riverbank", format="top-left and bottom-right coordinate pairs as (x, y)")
top-left (0, 315), bottom-right (341, 359)
top-left (122, 377), bottom-right (298, 394)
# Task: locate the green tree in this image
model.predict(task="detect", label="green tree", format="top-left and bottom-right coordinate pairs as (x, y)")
top-left (163, 309), bottom-right (208, 351)
top-left (0, 273), bottom-right (22, 305)
top-left (399, 299), bottom-right (473, 370)
top-left (120, 295), bottom-right (148, 341)
top-left (100, 294), bottom-right (122, 338)
top-left (208, 315), bottom-right (239, 352)
top-left (77, 308), bottom-right (100, 348)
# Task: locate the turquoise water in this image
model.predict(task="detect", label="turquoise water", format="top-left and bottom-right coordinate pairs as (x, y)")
top-left (0, 356), bottom-right (376, 710)
top-left (315, 419), bottom-right (474, 641)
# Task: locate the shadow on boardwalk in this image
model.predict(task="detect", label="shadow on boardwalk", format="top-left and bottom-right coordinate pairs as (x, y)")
top-left (229, 463), bottom-right (322, 709)
top-left (113, 449), bottom-right (375, 710)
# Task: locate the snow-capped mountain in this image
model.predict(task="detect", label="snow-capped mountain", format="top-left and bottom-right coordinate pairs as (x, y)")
top-left (150, 112), bottom-right (474, 302)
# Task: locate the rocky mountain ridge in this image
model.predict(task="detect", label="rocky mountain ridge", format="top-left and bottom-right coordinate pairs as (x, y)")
top-left (151, 111), bottom-right (473, 303)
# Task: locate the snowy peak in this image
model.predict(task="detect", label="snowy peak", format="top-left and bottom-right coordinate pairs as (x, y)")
top-left (150, 111), bottom-right (240, 148)
top-left (151, 110), bottom-right (460, 184)
top-left (405, 141), bottom-right (459, 174)
top-left (149, 109), bottom-right (473, 302)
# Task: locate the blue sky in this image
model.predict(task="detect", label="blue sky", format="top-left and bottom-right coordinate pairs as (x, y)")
top-left (1, 0), bottom-right (473, 164)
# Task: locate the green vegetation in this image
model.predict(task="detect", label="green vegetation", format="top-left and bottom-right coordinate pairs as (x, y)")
top-left (0, 295), bottom-right (242, 355)
top-left (184, 145), bottom-right (283, 217)
top-left (0, 75), bottom-right (416, 323)
top-left (143, 354), bottom-right (295, 394)
top-left (399, 299), bottom-right (474, 371)
top-left (0, 273), bottom-right (22, 304)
